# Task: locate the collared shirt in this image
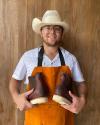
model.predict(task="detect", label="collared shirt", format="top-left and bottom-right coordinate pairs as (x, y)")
top-left (12, 47), bottom-right (85, 84)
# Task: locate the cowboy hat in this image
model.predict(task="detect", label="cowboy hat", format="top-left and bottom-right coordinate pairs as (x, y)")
top-left (32, 10), bottom-right (69, 34)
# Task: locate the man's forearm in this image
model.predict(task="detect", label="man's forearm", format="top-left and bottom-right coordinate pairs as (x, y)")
top-left (76, 82), bottom-right (87, 104)
top-left (77, 82), bottom-right (87, 96)
top-left (9, 78), bottom-right (22, 102)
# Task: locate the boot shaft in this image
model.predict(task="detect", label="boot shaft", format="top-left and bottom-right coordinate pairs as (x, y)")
top-left (27, 73), bottom-right (49, 103)
top-left (53, 72), bottom-right (72, 104)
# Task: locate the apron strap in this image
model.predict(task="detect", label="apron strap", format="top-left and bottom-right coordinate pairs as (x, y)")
top-left (38, 46), bottom-right (65, 66)
top-left (38, 46), bottom-right (44, 66)
top-left (58, 48), bottom-right (65, 66)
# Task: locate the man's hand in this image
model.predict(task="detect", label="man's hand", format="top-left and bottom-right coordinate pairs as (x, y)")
top-left (15, 89), bottom-right (33, 111)
top-left (61, 91), bottom-right (86, 114)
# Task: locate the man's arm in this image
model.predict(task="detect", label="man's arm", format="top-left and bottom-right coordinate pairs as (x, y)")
top-left (76, 81), bottom-right (87, 98)
top-left (9, 78), bottom-right (33, 111)
top-left (9, 78), bottom-right (22, 101)
top-left (73, 81), bottom-right (87, 100)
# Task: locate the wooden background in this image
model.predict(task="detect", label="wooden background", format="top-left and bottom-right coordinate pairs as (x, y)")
top-left (0, 0), bottom-right (100, 125)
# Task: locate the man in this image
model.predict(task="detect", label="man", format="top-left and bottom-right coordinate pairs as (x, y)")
top-left (9, 10), bottom-right (87, 125)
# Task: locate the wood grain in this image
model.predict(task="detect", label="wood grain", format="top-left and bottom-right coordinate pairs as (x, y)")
top-left (0, 0), bottom-right (100, 125)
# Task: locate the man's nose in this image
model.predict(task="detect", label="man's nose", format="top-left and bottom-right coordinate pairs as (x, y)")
top-left (50, 27), bottom-right (55, 33)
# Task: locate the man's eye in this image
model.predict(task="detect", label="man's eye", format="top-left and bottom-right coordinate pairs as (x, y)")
top-left (46, 27), bottom-right (50, 30)
top-left (55, 27), bottom-right (60, 30)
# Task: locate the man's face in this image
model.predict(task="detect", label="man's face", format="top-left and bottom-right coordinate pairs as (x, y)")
top-left (40, 25), bottom-right (64, 47)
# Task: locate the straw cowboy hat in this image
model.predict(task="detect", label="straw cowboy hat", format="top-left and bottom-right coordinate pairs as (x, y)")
top-left (32, 10), bottom-right (69, 34)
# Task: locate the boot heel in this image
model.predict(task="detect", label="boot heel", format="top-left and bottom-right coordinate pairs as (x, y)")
top-left (30, 97), bottom-right (48, 104)
top-left (53, 95), bottom-right (71, 105)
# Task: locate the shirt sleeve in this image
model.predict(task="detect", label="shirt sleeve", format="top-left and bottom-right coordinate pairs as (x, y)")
top-left (72, 57), bottom-right (85, 82)
top-left (12, 54), bottom-right (27, 80)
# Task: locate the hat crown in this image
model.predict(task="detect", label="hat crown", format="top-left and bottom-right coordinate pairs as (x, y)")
top-left (42, 10), bottom-right (61, 23)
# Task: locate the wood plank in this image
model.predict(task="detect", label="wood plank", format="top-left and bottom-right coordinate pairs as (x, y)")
top-left (0, 0), bottom-right (100, 124)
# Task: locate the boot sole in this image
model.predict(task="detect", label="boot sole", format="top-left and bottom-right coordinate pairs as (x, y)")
top-left (30, 97), bottom-right (48, 104)
top-left (53, 95), bottom-right (71, 105)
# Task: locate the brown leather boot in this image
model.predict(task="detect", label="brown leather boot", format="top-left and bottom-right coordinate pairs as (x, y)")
top-left (53, 72), bottom-right (72, 105)
top-left (27, 73), bottom-right (48, 104)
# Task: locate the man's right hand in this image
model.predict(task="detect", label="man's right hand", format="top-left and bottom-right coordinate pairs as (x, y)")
top-left (15, 89), bottom-right (34, 111)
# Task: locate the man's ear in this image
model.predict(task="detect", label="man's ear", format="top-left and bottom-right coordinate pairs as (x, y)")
top-left (40, 30), bottom-right (43, 38)
top-left (61, 32), bottom-right (64, 40)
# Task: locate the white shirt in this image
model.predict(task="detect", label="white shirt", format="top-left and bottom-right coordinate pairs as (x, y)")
top-left (12, 47), bottom-right (85, 84)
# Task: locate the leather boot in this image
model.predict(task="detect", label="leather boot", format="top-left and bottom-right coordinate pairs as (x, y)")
top-left (27, 73), bottom-right (48, 104)
top-left (53, 72), bottom-right (72, 105)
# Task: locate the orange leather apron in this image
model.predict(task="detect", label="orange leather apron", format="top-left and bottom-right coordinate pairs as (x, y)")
top-left (25, 47), bottom-right (74, 125)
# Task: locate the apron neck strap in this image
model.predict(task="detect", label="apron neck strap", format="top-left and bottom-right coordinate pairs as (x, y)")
top-left (38, 46), bottom-right (65, 66)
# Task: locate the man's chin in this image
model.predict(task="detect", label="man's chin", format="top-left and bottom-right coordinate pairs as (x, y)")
top-left (43, 41), bottom-right (59, 47)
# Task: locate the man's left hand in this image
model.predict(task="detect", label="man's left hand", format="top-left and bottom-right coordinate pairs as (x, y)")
top-left (61, 91), bottom-right (86, 114)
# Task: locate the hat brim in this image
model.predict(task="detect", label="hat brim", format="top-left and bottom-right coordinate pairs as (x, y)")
top-left (32, 18), bottom-right (69, 34)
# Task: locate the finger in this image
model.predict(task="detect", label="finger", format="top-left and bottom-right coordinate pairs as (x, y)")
top-left (24, 89), bottom-right (34, 97)
top-left (19, 107), bottom-right (24, 111)
top-left (61, 104), bottom-right (70, 110)
top-left (17, 104), bottom-right (25, 111)
top-left (61, 104), bottom-right (78, 114)
top-left (25, 100), bottom-right (33, 108)
top-left (69, 91), bottom-right (76, 98)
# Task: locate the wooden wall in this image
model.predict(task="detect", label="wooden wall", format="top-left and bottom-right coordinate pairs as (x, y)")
top-left (0, 0), bottom-right (100, 125)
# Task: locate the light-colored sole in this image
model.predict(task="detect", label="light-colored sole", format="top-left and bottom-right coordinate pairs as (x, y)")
top-left (53, 95), bottom-right (71, 105)
top-left (30, 97), bottom-right (48, 104)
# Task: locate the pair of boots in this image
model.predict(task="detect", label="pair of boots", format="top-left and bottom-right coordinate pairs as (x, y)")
top-left (27, 72), bottom-right (72, 105)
